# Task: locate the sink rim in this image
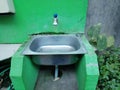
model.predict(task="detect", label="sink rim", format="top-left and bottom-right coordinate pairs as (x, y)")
top-left (22, 34), bottom-right (87, 55)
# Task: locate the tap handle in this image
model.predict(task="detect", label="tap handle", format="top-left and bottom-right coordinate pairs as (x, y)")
top-left (54, 14), bottom-right (58, 18)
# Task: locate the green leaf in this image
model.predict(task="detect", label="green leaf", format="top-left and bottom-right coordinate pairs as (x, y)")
top-left (97, 34), bottom-right (107, 51)
top-left (107, 36), bottom-right (115, 48)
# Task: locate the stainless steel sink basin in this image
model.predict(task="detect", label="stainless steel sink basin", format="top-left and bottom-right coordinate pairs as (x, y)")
top-left (22, 34), bottom-right (87, 65)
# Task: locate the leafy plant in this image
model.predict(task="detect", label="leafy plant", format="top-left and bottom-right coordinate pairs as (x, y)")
top-left (87, 23), bottom-right (101, 47)
top-left (87, 23), bottom-right (115, 50)
top-left (107, 36), bottom-right (115, 48)
top-left (97, 34), bottom-right (107, 51)
top-left (96, 47), bottom-right (120, 90)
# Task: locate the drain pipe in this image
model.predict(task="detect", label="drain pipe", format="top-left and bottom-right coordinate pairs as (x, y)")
top-left (54, 65), bottom-right (60, 81)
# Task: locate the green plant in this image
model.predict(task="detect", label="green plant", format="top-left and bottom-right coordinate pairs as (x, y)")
top-left (96, 46), bottom-right (120, 90)
top-left (87, 23), bottom-right (101, 47)
top-left (107, 36), bottom-right (115, 48)
top-left (97, 34), bottom-right (107, 51)
top-left (87, 23), bottom-right (115, 50)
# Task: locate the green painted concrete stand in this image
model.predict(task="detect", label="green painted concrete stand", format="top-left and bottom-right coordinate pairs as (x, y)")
top-left (10, 35), bottom-right (99, 90)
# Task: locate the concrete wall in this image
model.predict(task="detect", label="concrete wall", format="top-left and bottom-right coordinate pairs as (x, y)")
top-left (86, 0), bottom-right (120, 46)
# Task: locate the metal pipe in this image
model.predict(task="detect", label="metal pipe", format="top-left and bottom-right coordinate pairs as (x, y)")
top-left (54, 65), bottom-right (59, 81)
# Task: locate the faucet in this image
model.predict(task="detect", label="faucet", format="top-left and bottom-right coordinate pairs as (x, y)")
top-left (53, 14), bottom-right (58, 26)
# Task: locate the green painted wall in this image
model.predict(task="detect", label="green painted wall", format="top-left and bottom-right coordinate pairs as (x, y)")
top-left (0, 0), bottom-right (88, 43)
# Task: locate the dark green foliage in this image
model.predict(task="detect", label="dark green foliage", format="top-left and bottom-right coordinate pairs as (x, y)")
top-left (96, 47), bottom-right (120, 90)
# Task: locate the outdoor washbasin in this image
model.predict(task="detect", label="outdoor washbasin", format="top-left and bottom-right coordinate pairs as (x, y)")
top-left (22, 34), bottom-right (87, 65)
